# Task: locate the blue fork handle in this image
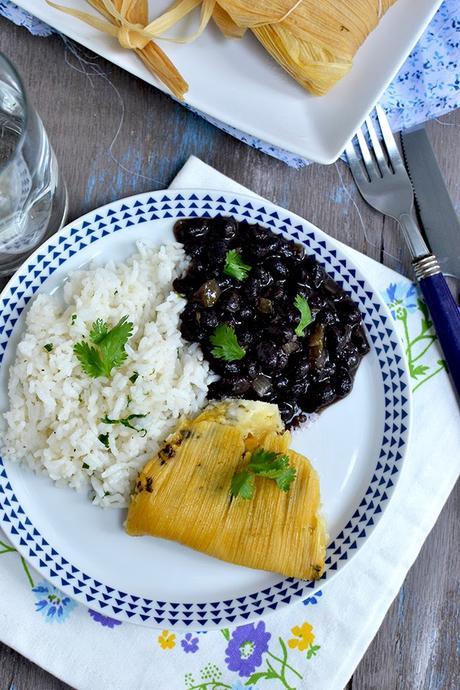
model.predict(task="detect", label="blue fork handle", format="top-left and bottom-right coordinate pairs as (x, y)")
top-left (416, 269), bottom-right (460, 399)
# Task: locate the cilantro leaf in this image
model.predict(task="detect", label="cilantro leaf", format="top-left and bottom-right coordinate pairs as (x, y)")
top-left (224, 250), bottom-right (251, 281)
top-left (89, 319), bottom-right (109, 344)
top-left (43, 343), bottom-right (54, 352)
top-left (294, 294), bottom-right (313, 337)
top-left (98, 433), bottom-right (110, 449)
top-left (230, 447), bottom-right (296, 500)
top-left (275, 466), bottom-right (297, 492)
top-left (129, 371), bottom-right (139, 384)
top-left (74, 341), bottom-right (106, 378)
top-left (74, 316), bottom-right (133, 378)
top-left (210, 324), bottom-right (246, 361)
top-left (101, 413), bottom-right (148, 435)
top-left (247, 448), bottom-right (289, 476)
top-left (97, 316), bottom-right (133, 371)
top-left (230, 470), bottom-right (255, 500)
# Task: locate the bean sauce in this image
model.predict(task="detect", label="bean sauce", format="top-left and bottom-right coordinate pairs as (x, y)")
top-left (174, 217), bottom-right (370, 428)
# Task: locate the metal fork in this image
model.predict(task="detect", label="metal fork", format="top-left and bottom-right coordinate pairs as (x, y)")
top-left (346, 105), bottom-right (460, 398)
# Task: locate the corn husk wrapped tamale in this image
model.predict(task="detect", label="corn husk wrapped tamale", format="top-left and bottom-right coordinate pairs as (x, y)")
top-left (214, 0), bottom-right (398, 95)
top-left (47, 0), bottom-right (397, 97)
top-left (126, 401), bottom-right (327, 580)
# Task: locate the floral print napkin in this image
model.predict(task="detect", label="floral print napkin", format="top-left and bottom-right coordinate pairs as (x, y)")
top-left (0, 0), bottom-right (459, 167)
top-left (0, 158), bottom-right (459, 690)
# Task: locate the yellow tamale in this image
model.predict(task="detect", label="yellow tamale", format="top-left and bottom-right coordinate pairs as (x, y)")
top-left (126, 401), bottom-right (326, 580)
top-left (215, 0), bottom-right (398, 95)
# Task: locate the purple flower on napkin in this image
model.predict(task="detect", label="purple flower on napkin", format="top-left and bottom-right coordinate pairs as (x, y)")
top-left (385, 282), bottom-right (418, 319)
top-left (181, 632), bottom-right (199, 653)
top-left (225, 621), bottom-right (271, 677)
top-left (32, 581), bottom-right (76, 623)
top-left (303, 589), bottom-right (323, 606)
top-left (89, 609), bottom-right (122, 628)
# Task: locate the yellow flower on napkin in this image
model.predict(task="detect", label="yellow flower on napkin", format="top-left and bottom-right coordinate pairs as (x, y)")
top-left (288, 622), bottom-right (315, 651)
top-left (158, 629), bottom-right (176, 649)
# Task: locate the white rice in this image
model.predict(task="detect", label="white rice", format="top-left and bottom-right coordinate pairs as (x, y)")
top-left (1, 241), bottom-right (215, 507)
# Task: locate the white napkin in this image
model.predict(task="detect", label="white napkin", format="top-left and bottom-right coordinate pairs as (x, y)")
top-left (0, 157), bottom-right (458, 690)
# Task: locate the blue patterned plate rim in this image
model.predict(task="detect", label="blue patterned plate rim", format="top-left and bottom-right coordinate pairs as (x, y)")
top-left (0, 189), bottom-right (411, 629)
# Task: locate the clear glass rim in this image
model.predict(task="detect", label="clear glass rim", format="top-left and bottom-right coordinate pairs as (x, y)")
top-left (0, 51), bottom-right (28, 175)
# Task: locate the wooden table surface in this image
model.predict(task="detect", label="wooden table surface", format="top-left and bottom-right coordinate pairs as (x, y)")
top-left (0, 18), bottom-right (459, 690)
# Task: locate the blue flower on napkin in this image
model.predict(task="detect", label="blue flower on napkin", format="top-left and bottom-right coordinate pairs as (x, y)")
top-left (32, 581), bottom-right (76, 623)
top-left (384, 282), bottom-right (418, 319)
top-left (303, 589), bottom-right (323, 606)
top-left (181, 632), bottom-right (199, 653)
top-left (89, 609), bottom-right (122, 628)
top-left (225, 621), bottom-right (271, 677)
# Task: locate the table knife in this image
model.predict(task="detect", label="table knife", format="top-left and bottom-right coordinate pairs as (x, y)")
top-left (401, 124), bottom-right (460, 280)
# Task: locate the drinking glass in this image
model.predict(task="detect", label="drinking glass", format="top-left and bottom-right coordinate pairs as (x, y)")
top-left (0, 52), bottom-right (67, 276)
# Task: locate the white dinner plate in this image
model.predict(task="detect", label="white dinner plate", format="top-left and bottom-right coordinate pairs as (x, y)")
top-left (15, 0), bottom-right (442, 163)
top-left (0, 191), bottom-right (411, 629)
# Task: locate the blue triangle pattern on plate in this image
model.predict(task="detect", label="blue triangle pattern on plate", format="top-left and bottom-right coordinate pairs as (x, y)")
top-left (0, 191), bottom-right (410, 628)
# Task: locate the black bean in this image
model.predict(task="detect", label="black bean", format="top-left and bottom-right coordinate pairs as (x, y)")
top-left (337, 344), bottom-right (360, 371)
top-left (278, 401), bottom-right (301, 425)
top-left (352, 325), bottom-right (370, 354)
top-left (322, 276), bottom-right (342, 295)
top-left (238, 331), bottom-right (255, 347)
top-left (247, 361), bottom-right (260, 379)
top-left (274, 375), bottom-right (290, 393)
top-left (243, 282), bottom-right (258, 300)
top-left (317, 307), bottom-right (339, 326)
top-left (217, 276), bottom-right (233, 291)
top-left (256, 342), bottom-right (288, 370)
top-left (209, 240), bottom-right (229, 263)
top-left (199, 309), bottom-right (219, 331)
top-left (310, 264), bottom-right (326, 288)
top-left (252, 267), bottom-right (272, 288)
top-left (288, 353), bottom-right (310, 379)
top-left (267, 325), bottom-right (296, 344)
top-left (334, 368), bottom-right (353, 397)
top-left (221, 376), bottom-right (251, 396)
top-left (337, 297), bottom-right (362, 325)
top-left (308, 293), bottom-right (327, 311)
top-left (290, 378), bottom-right (309, 396)
top-left (304, 383), bottom-right (336, 410)
top-left (239, 306), bottom-right (253, 322)
top-left (327, 325), bottom-right (351, 354)
top-left (173, 277), bottom-right (193, 296)
top-left (221, 291), bottom-right (240, 313)
top-left (174, 218), bottom-right (211, 243)
top-left (265, 256), bottom-right (289, 280)
top-left (217, 217), bottom-right (238, 242)
top-left (211, 359), bottom-right (240, 376)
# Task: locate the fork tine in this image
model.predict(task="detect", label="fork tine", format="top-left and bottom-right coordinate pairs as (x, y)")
top-left (356, 128), bottom-right (380, 180)
top-left (375, 105), bottom-right (405, 172)
top-left (345, 140), bottom-right (368, 187)
top-left (365, 116), bottom-right (388, 175)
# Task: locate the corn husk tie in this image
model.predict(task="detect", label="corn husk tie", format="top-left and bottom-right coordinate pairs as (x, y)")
top-left (46, 0), bottom-right (217, 99)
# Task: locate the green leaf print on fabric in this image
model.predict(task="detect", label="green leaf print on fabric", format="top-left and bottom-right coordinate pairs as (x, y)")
top-left (306, 644), bottom-right (321, 660)
top-left (0, 537), bottom-right (35, 587)
top-left (185, 664), bottom-right (232, 689)
top-left (384, 282), bottom-right (446, 392)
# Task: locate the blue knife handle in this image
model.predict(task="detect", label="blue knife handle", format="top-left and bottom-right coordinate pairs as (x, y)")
top-left (417, 271), bottom-right (460, 399)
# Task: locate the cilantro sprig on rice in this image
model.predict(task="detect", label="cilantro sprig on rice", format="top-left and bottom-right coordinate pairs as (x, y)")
top-left (74, 316), bottom-right (133, 378)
